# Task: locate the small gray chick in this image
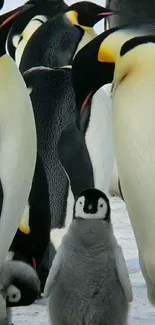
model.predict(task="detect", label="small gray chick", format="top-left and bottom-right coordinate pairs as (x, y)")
top-left (0, 260), bottom-right (40, 325)
top-left (44, 188), bottom-right (133, 325)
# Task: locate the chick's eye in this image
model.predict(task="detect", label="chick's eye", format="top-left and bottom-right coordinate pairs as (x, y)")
top-left (100, 204), bottom-right (103, 207)
top-left (80, 202), bottom-right (82, 205)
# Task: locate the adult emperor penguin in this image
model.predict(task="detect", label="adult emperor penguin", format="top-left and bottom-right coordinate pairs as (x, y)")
top-left (44, 188), bottom-right (132, 325)
top-left (0, 54), bottom-right (36, 271)
top-left (105, 0), bottom-right (155, 30)
top-left (12, 2), bottom-right (114, 72)
top-left (23, 42), bottom-right (115, 252)
top-left (71, 26), bottom-right (155, 305)
top-left (6, 0), bottom-right (67, 62)
top-left (23, 66), bottom-right (95, 259)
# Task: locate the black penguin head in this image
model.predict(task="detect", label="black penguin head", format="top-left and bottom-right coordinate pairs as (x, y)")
top-left (73, 188), bottom-right (110, 222)
top-left (65, 1), bottom-right (115, 29)
top-left (71, 27), bottom-right (117, 114)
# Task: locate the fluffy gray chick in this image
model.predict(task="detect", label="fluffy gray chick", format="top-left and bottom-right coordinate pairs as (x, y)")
top-left (44, 188), bottom-right (133, 325)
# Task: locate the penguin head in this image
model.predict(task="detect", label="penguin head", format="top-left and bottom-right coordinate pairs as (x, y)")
top-left (65, 1), bottom-right (115, 30)
top-left (73, 188), bottom-right (110, 222)
top-left (6, 10), bottom-right (47, 60)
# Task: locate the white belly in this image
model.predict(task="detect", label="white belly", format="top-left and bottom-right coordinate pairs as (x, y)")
top-left (113, 68), bottom-right (155, 304)
top-left (85, 88), bottom-right (115, 195)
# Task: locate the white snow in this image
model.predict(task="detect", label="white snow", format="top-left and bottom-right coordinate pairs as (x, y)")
top-left (12, 197), bottom-right (155, 325)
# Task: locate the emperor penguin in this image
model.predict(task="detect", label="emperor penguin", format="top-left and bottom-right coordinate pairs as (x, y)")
top-left (105, 0), bottom-right (155, 30)
top-left (12, 2), bottom-right (114, 72)
top-left (44, 188), bottom-right (132, 325)
top-left (23, 54), bottom-right (114, 252)
top-left (0, 53), bottom-right (36, 271)
top-left (6, 0), bottom-right (67, 62)
top-left (24, 65), bottom-right (95, 260)
top-left (71, 24), bottom-right (155, 305)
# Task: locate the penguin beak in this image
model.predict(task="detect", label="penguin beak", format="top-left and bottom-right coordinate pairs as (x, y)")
top-left (80, 91), bottom-right (94, 116)
top-left (0, 55), bottom-right (36, 268)
top-left (97, 10), bottom-right (116, 17)
top-left (0, 4), bottom-right (33, 28)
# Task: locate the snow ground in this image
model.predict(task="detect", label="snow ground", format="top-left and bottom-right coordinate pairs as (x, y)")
top-left (12, 197), bottom-right (155, 325)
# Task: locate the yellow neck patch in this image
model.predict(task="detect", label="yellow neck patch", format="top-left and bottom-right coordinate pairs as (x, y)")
top-left (18, 204), bottom-right (30, 235)
top-left (98, 41), bottom-right (115, 63)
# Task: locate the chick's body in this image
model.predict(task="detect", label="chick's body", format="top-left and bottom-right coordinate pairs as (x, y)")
top-left (48, 219), bottom-right (128, 325)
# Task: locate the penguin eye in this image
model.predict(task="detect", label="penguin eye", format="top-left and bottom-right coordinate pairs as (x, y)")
top-left (80, 202), bottom-right (82, 205)
top-left (100, 204), bottom-right (103, 207)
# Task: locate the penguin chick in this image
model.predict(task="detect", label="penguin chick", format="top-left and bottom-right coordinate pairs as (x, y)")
top-left (17, 2), bottom-right (114, 72)
top-left (0, 260), bottom-right (40, 307)
top-left (44, 189), bottom-right (132, 325)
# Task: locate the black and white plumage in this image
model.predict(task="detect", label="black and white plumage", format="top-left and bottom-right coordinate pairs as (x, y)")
top-left (24, 66), bottom-right (95, 262)
top-left (0, 3), bottom-right (33, 56)
top-left (12, 2), bottom-right (114, 72)
top-left (44, 188), bottom-right (132, 325)
top-left (6, 0), bottom-right (67, 62)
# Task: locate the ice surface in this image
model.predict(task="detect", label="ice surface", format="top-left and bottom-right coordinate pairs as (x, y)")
top-left (12, 197), bottom-right (155, 325)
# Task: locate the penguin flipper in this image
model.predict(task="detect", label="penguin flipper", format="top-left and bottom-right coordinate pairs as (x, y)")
top-left (112, 235), bottom-right (133, 302)
top-left (44, 247), bottom-right (62, 298)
